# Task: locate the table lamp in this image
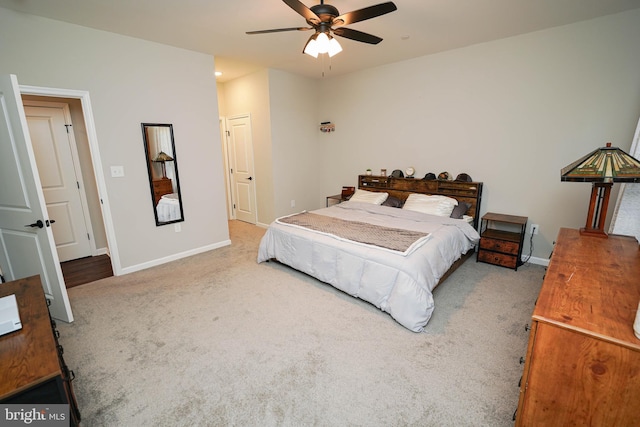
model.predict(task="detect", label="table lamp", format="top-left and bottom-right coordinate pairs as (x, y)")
top-left (153, 151), bottom-right (174, 179)
top-left (561, 142), bottom-right (640, 238)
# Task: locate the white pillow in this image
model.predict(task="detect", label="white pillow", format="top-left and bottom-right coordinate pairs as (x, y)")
top-left (402, 193), bottom-right (458, 217)
top-left (348, 189), bottom-right (389, 205)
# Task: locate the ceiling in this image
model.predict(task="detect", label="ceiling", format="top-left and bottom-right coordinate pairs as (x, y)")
top-left (2, 0), bottom-right (640, 82)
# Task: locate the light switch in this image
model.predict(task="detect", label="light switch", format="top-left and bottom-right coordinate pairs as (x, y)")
top-left (110, 166), bottom-right (125, 177)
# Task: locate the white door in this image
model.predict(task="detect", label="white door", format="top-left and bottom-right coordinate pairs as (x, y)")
top-left (228, 115), bottom-right (257, 224)
top-left (24, 102), bottom-right (93, 262)
top-left (0, 74), bottom-right (74, 322)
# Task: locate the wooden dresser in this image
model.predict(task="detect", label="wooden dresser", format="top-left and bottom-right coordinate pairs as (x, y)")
top-left (0, 275), bottom-right (81, 426)
top-left (515, 228), bottom-right (640, 426)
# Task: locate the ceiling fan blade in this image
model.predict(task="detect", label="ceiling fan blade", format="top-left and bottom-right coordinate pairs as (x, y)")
top-left (283, 0), bottom-right (321, 24)
top-left (333, 2), bottom-right (397, 27)
top-left (246, 27), bottom-right (313, 35)
top-left (332, 27), bottom-right (383, 44)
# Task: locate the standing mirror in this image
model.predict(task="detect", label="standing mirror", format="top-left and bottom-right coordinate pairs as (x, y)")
top-left (142, 123), bottom-right (184, 226)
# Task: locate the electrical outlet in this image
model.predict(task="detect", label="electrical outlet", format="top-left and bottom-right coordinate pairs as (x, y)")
top-left (291, 200), bottom-right (295, 208)
top-left (530, 224), bottom-right (539, 235)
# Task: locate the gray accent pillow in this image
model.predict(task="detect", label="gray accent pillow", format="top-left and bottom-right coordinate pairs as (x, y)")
top-left (450, 202), bottom-right (472, 219)
top-left (382, 196), bottom-right (404, 208)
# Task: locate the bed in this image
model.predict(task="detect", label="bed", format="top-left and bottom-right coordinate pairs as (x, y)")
top-left (156, 193), bottom-right (182, 222)
top-left (257, 175), bottom-right (483, 332)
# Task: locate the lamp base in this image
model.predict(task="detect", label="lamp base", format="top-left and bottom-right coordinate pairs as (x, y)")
top-left (579, 227), bottom-right (608, 238)
top-left (581, 182), bottom-right (612, 239)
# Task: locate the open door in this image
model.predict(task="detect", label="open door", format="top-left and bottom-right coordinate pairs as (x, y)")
top-left (0, 74), bottom-right (74, 322)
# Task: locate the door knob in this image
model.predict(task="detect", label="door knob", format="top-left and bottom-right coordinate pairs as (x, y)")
top-left (247, 176), bottom-right (253, 180)
top-left (26, 220), bottom-right (44, 229)
top-left (46, 219), bottom-right (56, 227)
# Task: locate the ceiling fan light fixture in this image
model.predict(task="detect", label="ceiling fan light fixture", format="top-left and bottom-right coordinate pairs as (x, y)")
top-left (327, 37), bottom-right (342, 57)
top-left (249, 1), bottom-right (397, 60)
top-left (304, 31), bottom-right (342, 58)
top-left (315, 32), bottom-right (330, 53)
top-left (303, 35), bottom-right (321, 58)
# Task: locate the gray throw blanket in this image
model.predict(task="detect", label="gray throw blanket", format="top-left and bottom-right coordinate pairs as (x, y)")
top-left (277, 211), bottom-right (430, 254)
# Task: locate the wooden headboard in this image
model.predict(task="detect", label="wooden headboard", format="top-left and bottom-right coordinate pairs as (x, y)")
top-left (358, 175), bottom-right (484, 230)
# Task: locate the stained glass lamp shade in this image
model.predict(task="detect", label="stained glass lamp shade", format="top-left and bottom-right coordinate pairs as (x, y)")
top-left (561, 142), bottom-right (640, 238)
top-left (153, 151), bottom-right (174, 179)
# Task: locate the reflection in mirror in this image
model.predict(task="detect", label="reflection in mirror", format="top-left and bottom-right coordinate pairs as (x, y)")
top-left (142, 123), bottom-right (184, 226)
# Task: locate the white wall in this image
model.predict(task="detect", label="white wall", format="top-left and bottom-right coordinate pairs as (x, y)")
top-left (221, 69), bottom-right (320, 224)
top-left (317, 9), bottom-right (640, 260)
top-left (268, 70), bottom-right (321, 218)
top-left (0, 8), bottom-right (229, 272)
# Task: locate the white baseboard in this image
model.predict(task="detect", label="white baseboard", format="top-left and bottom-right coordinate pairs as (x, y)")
top-left (94, 247), bottom-right (109, 256)
top-left (523, 255), bottom-right (550, 267)
top-left (118, 239), bottom-right (232, 276)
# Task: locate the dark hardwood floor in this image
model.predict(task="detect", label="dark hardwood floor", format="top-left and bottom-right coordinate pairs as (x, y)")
top-left (61, 255), bottom-right (113, 288)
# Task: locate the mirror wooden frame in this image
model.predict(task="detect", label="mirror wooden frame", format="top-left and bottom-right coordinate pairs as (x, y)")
top-left (141, 123), bottom-right (185, 226)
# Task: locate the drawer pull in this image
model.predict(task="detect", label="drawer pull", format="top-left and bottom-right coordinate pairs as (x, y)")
top-left (520, 356), bottom-right (525, 364)
top-left (525, 324), bottom-right (530, 332)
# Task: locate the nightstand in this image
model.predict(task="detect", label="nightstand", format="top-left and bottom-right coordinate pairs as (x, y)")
top-left (326, 194), bottom-right (348, 207)
top-left (152, 178), bottom-right (173, 205)
top-left (477, 212), bottom-right (528, 270)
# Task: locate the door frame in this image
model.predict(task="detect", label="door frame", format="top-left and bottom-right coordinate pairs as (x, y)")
top-left (19, 85), bottom-right (121, 275)
top-left (220, 116), bottom-right (235, 220)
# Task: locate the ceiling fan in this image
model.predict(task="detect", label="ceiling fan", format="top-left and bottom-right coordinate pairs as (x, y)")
top-left (246, 0), bottom-right (398, 58)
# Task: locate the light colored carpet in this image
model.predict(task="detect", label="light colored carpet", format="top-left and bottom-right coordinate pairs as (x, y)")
top-left (58, 220), bottom-right (544, 426)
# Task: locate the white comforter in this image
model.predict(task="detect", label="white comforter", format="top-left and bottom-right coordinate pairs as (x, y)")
top-left (157, 193), bottom-right (181, 222)
top-left (257, 202), bottom-right (480, 332)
